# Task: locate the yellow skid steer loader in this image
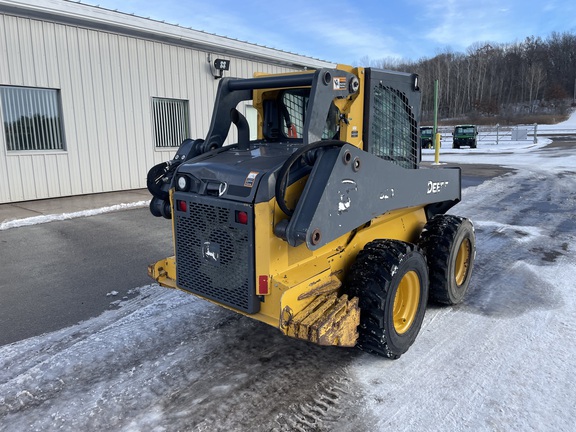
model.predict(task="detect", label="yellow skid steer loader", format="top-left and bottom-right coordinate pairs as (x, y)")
top-left (147, 65), bottom-right (475, 358)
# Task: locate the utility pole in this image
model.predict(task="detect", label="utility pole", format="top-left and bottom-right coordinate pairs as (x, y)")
top-left (433, 79), bottom-right (441, 164)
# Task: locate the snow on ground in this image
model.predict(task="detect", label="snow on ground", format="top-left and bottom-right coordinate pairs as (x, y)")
top-left (539, 110), bottom-right (576, 132)
top-left (425, 108), bottom-right (576, 169)
top-left (1, 113), bottom-right (575, 431)
top-left (423, 135), bottom-right (575, 171)
top-left (0, 201), bottom-right (148, 231)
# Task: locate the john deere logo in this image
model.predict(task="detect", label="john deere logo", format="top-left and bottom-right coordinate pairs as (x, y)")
top-left (202, 241), bottom-right (220, 264)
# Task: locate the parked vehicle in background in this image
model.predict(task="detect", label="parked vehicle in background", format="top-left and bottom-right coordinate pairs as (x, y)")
top-left (452, 125), bottom-right (478, 149)
top-left (420, 126), bottom-right (434, 148)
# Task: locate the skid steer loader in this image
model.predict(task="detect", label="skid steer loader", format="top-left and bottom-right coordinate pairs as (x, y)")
top-left (147, 65), bottom-right (475, 358)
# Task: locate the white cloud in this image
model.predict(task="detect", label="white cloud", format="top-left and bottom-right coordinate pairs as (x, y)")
top-left (419, 0), bottom-right (520, 51)
top-left (251, 1), bottom-right (405, 62)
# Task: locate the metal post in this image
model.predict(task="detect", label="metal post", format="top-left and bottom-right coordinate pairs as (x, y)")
top-left (433, 80), bottom-right (440, 164)
top-left (533, 123), bottom-right (538, 144)
top-left (496, 124), bottom-right (499, 145)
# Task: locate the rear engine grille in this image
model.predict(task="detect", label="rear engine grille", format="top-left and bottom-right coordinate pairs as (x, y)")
top-left (174, 193), bottom-right (258, 313)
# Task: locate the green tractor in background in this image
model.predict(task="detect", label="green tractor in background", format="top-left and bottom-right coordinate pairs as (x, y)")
top-left (452, 125), bottom-right (478, 149)
top-left (419, 126), bottom-right (434, 149)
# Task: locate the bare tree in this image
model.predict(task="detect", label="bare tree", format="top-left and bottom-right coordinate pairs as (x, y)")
top-left (357, 32), bottom-right (576, 121)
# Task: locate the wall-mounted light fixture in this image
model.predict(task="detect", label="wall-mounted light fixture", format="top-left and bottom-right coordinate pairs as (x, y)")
top-left (209, 56), bottom-right (230, 79)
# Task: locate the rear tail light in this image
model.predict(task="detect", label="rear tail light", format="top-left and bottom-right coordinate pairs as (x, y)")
top-left (177, 200), bottom-right (187, 212)
top-left (235, 210), bottom-right (248, 225)
top-left (258, 275), bottom-right (269, 295)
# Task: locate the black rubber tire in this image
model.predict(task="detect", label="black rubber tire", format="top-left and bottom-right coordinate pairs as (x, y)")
top-left (419, 215), bottom-right (476, 305)
top-left (346, 240), bottom-right (429, 359)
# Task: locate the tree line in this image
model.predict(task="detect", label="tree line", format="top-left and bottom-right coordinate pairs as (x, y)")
top-left (364, 32), bottom-right (576, 122)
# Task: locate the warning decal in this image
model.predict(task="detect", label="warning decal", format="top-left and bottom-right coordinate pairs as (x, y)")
top-left (333, 77), bottom-right (346, 90)
top-left (244, 171), bottom-right (259, 187)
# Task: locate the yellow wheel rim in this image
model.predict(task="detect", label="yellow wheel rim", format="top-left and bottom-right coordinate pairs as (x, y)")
top-left (393, 270), bottom-right (420, 334)
top-left (455, 239), bottom-right (472, 286)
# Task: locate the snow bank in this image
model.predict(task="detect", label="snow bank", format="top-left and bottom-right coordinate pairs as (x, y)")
top-left (0, 201), bottom-right (148, 231)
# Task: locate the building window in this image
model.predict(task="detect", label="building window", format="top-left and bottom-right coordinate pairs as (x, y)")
top-left (1, 86), bottom-right (65, 151)
top-left (152, 97), bottom-right (190, 148)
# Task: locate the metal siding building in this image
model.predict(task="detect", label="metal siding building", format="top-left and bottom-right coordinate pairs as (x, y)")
top-left (0, 0), bottom-right (334, 203)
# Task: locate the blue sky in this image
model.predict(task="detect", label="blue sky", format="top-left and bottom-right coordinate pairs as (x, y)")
top-left (83, 0), bottom-right (576, 64)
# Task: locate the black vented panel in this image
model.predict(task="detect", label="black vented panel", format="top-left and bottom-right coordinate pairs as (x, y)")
top-left (363, 68), bottom-right (421, 170)
top-left (174, 193), bottom-right (258, 313)
top-left (370, 85), bottom-right (418, 169)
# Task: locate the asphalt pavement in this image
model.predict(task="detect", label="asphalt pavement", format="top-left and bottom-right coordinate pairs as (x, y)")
top-left (0, 189), bottom-right (177, 346)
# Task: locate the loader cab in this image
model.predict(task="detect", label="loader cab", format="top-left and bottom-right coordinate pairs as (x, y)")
top-left (148, 66), bottom-right (422, 220)
top-left (258, 68), bottom-right (422, 169)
